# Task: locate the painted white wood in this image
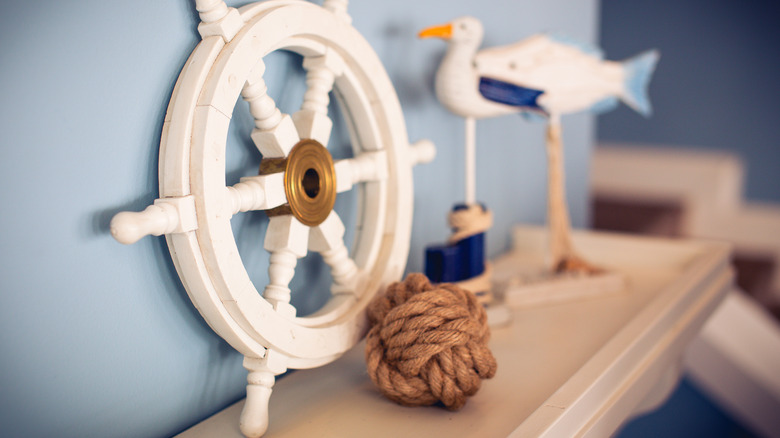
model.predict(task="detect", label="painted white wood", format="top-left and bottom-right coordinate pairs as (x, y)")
top-left (160, 36), bottom-right (225, 197)
top-left (300, 50), bottom-right (345, 115)
top-left (498, 264), bottom-right (625, 308)
top-left (172, 0), bottom-right (414, 359)
top-left (110, 195), bottom-right (197, 244)
top-left (421, 18), bottom-right (657, 272)
top-left (195, 0), bottom-right (230, 23)
top-left (408, 139), bottom-right (437, 167)
top-left (309, 211), bottom-right (361, 294)
top-left (109, 1), bottom-right (435, 436)
top-left (177, 227), bottom-right (731, 438)
top-left (493, 222), bottom-right (624, 307)
top-left (252, 114), bottom-right (300, 159)
top-left (291, 49), bottom-right (345, 145)
top-left (464, 116), bottom-right (476, 205)
top-left (195, 0), bottom-right (244, 42)
top-left (243, 61), bottom-right (301, 159)
top-left (592, 144), bottom-right (780, 296)
top-left (333, 150), bottom-right (388, 193)
top-left (227, 173), bottom-right (287, 215)
top-left (419, 17), bottom-right (656, 120)
top-left (322, 0), bottom-right (351, 25)
top-left (420, 17), bottom-right (507, 120)
top-left (263, 215), bottom-right (309, 318)
top-left (241, 353), bottom-right (288, 438)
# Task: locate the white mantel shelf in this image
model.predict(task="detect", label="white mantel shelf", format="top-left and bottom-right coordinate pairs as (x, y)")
top-left (178, 227), bottom-right (732, 438)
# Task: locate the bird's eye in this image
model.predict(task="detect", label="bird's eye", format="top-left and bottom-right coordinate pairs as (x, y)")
top-left (459, 23), bottom-right (467, 30)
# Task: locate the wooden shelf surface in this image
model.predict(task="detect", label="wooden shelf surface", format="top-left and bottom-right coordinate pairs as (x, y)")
top-left (178, 227), bottom-right (732, 437)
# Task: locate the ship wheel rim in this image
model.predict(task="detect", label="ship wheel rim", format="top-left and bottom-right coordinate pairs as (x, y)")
top-left (159, 2), bottom-right (413, 363)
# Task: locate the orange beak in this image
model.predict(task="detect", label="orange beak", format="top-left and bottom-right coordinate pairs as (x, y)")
top-left (418, 23), bottom-right (453, 39)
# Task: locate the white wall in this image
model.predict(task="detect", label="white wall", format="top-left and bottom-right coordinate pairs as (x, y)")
top-left (0, 1), bottom-right (598, 436)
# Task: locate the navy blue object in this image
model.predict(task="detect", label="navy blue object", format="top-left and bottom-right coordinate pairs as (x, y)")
top-left (425, 234), bottom-right (485, 283)
top-left (478, 77), bottom-right (545, 110)
top-left (616, 378), bottom-right (756, 438)
top-left (425, 243), bottom-right (461, 283)
top-left (424, 204), bottom-right (487, 284)
top-left (458, 233), bottom-right (485, 279)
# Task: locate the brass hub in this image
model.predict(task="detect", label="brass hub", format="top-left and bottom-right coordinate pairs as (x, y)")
top-left (262, 139), bottom-right (336, 227)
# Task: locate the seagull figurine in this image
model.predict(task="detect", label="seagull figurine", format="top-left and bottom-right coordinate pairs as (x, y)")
top-left (419, 16), bottom-right (658, 274)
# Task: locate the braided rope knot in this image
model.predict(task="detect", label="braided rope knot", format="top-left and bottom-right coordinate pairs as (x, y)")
top-left (365, 273), bottom-right (497, 410)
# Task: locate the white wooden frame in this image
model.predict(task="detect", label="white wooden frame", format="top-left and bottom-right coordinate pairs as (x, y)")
top-left (592, 143), bottom-right (780, 298)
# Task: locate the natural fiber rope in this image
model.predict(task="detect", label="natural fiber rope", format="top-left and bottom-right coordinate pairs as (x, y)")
top-left (446, 204), bottom-right (494, 304)
top-left (365, 273), bottom-right (497, 410)
top-left (448, 204), bottom-right (493, 244)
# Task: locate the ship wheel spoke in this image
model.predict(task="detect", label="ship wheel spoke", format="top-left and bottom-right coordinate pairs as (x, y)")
top-left (291, 49), bottom-right (346, 147)
top-left (226, 172), bottom-right (287, 215)
top-left (309, 211), bottom-right (361, 294)
top-left (333, 150), bottom-right (388, 193)
top-left (242, 60), bottom-right (301, 159)
top-left (262, 215), bottom-right (310, 318)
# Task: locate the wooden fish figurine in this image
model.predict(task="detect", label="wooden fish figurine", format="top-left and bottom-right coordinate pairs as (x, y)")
top-left (420, 16), bottom-right (659, 273)
top-left (420, 16), bottom-right (659, 119)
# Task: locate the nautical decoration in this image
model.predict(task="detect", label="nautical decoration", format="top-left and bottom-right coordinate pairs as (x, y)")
top-left (425, 204), bottom-right (494, 305)
top-left (419, 16), bottom-right (658, 273)
top-left (365, 273), bottom-right (497, 410)
top-left (109, 1), bottom-right (435, 436)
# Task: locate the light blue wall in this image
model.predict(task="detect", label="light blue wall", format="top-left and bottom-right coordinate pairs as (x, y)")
top-left (598, 0), bottom-right (780, 203)
top-left (0, 1), bottom-right (597, 436)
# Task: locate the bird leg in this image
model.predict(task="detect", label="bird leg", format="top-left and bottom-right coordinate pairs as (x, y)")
top-left (464, 116), bottom-right (477, 205)
top-left (546, 117), bottom-right (602, 275)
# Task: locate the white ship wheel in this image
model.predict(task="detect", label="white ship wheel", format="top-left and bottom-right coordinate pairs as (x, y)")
top-left (110, 1), bottom-right (434, 436)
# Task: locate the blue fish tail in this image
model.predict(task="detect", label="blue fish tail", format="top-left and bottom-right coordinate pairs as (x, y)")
top-left (622, 49), bottom-right (660, 117)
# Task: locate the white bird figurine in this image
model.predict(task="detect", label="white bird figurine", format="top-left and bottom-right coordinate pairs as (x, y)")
top-left (419, 16), bottom-right (658, 274)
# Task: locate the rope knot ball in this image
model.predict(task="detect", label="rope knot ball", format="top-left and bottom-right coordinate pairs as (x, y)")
top-left (365, 273), bottom-right (497, 410)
